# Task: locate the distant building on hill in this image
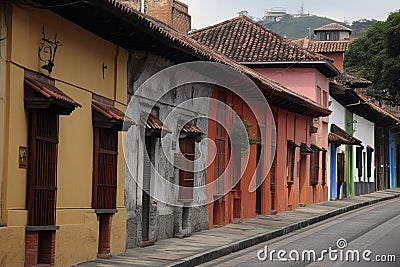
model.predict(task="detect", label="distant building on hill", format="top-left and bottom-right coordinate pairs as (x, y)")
top-left (314, 23), bottom-right (352, 41)
top-left (264, 7), bottom-right (287, 22)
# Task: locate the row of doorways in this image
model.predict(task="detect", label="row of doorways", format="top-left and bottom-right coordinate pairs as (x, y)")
top-left (213, 144), bottom-right (328, 225)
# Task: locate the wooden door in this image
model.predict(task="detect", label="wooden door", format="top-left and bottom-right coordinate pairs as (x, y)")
top-left (337, 153), bottom-right (345, 198)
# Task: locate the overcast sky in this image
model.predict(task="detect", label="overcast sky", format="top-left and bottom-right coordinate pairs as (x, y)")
top-left (184, 0), bottom-right (399, 30)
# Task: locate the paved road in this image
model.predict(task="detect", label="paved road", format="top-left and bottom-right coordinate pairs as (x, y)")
top-left (199, 198), bottom-right (400, 267)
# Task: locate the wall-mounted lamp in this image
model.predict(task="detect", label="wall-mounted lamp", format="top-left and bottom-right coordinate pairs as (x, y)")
top-left (38, 27), bottom-right (62, 74)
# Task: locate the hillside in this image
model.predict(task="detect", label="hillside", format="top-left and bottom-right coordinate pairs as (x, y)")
top-left (258, 15), bottom-right (347, 40)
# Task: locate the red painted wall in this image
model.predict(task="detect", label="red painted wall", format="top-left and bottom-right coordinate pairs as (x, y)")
top-left (253, 67), bottom-right (330, 205)
top-left (322, 52), bottom-right (344, 70)
top-left (206, 83), bottom-right (323, 228)
top-left (207, 86), bottom-right (259, 228)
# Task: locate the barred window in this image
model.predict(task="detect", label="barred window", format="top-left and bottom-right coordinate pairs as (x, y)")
top-left (367, 146), bottom-right (374, 180)
top-left (356, 146), bottom-right (363, 178)
top-left (286, 141), bottom-right (297, 183)
top-left (92, 128), bottom-right (118, 209)
top-left (310, 145), bottom-right (320, 186)
top-left (179, 137), bottom-right (195, 200)
top-left (322, 150), bottom-right (327, 185)
top-left (27, 110), bottom-right (58, 226)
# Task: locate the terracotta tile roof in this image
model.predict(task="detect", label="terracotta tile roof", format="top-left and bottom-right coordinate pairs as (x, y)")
top-left (189, 16), bottom-right (331, 63)
top-left (143, 114), bottom-right (171, 132)
top-left (329, 124), bottom-right (362, 145)
top-left (24, 74), bottom-right (81, 108)
top-left (331, 84), bottom-right (400, 128)
top-left (314, 23), bottom-right (352, 33)
top-left (92, 100), bottom-right (136, 125)
top-left (331, 72), bottom-right (372, 89)
top-left (294, 38), bottom-right (350, 53)
top-left (32, 0), bottom-right (331, 118)
top-left (180, 122), bottom-right (205, 135)
top-left (107, 2), bottom-right (331, 117)
top-left (357, 94), bottom-right (400, 124)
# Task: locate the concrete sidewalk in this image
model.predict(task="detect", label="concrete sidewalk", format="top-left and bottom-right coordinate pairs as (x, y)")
top-left (77, 188), bottom-right (400, 267)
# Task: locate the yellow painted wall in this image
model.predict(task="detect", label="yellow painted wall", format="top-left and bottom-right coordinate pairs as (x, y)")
top-left (0, 2), bottom-right (8, 225)
top-left (111, 209), bottom-right (127, 254)
top-left (115, 49), bottom-right (129, 105)
top-left (0, 226), bottom-right (25, 266)
top-left (57, 82), bottom-right (93, 209)
top-left (0, 3), bottom-right (129, 266)
top-left (55, 210), bottom-right (98, 267)
top-left (10, 6), bottom-right (118, 99)
top-left (5, 64), bottom-right (28, 213)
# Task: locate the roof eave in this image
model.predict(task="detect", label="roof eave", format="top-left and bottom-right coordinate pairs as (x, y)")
top-left (241, 61), bottom-right (340, 77)
top-left (256, 82), bottom-right (331, 118)
top-left (332, 89), bottom-right (400, 127)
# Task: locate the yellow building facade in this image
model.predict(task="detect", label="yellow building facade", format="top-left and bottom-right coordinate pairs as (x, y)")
top-left (0, 3), bottom-right (128, 266)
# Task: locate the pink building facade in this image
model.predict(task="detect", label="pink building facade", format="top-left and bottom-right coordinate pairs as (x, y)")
top-left (191, 16), bottom-right (340, 206)
top-left (254, 67), bottom-right (331, 202)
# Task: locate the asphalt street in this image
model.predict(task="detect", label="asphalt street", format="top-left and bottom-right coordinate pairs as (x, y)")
top-left (199, 198), bottom-right (400, 267)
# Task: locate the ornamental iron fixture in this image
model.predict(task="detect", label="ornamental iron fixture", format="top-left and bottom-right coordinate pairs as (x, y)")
top-left (38, 27), bottom-right (62, 74)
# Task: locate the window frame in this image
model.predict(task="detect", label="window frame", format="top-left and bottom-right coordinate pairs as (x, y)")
top-left (366, 146), bottom-right (373, 180)
top-left (286, 141), bottom-right (297, 183)
top-left (178, 136), bottom-right (196, 200)
top-left (92, 127), bottom-right (118, 210)
top-left (27, 109), bottom-right (59, 226)
top-left (356, 146), bottom-right (363, 178)
top-left (310, 145), bottom-right (320, 186)
top-left (321, 149), bottom-right (327, 185)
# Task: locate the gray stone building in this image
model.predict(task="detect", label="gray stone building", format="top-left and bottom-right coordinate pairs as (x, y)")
top-left (125, 51), bottom-right (213, 248)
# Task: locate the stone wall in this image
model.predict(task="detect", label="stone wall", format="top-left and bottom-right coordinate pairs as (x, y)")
top-left (125, 51), bottom-right (212, 248)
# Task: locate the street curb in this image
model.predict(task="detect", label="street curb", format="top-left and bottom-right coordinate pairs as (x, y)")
top-left (167, 190), bottom-right (400, 267)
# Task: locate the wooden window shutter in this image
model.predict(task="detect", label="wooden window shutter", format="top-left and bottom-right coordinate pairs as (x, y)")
top-left (92, 128), bottom-right (118, 209)
top-left (314, 150), bottom-right (320, 185)
top-left (214, 139), bottom-right (225, 195)
top-left (356, 147), bottom-right (363, 178)
top-left (310, 150), bottom-right (319, 186)
top-left (291, 147), bottom-right (295, 178)
top-left (286, 144), bottom-right (295, 182)
top-left (322, 150), bottom-right (327, 185)
top-left (179, 137), bottom-right (195, 200)
top-left (27, 110), bottom-right (58, 226)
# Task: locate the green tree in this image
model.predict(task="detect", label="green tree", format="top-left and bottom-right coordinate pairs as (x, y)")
top-left (344, 11), bottom-right (400, 104)
top-left (350, 19), bottom-right (378, 38)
